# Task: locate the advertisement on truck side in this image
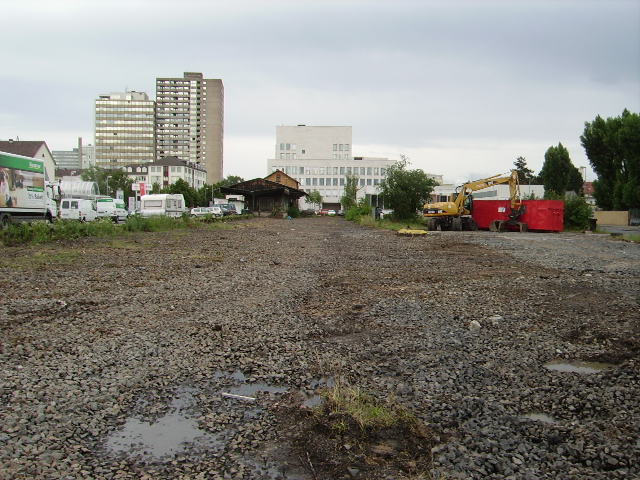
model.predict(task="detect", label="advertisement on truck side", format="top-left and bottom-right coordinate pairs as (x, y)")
top-left (0, 153), bottom-right (46, 211)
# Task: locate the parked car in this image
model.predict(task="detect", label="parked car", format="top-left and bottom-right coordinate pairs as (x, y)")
top-left (191, 207), bottom-right (210, 217)
top-left (209, 206), bottom-right (223, 217)
top-left (318, 208), bottom-right (330, 216)
top-left (327, 209), bottom-right (337, 216)
top-left (218, 204), bottom-right (237, 216)
top-left (191, 206), bottom-right (223, 217)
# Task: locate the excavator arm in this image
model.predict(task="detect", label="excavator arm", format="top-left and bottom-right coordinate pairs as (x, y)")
top-left (423, 170), bottom-right (526, 231)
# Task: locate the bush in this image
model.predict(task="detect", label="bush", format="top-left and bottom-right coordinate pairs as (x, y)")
top-left (564, 195), bottom-right (593, 230)
top-left (287, 205), bottom-right (300, 218)
top-left (345, 199), bottom-right (372, 221)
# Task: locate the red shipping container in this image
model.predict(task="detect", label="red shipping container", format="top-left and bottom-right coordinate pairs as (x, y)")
top-left (472, 199), bottom-right (564, 232)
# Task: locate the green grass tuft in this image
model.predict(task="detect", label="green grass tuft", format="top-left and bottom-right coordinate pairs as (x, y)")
top-left (323, 380), bottom-right (416, 431)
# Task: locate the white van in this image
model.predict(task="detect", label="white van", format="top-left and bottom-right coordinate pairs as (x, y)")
top-left (59, 198), bottom-right (98, 222)
top-left (96, 197), bottom-right (128, 223)
top-left (139, 194), bottom-right (187, 218)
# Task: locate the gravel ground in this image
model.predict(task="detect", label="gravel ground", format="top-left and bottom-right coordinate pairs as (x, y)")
top-left (0, 217), bottom-right (638, 479)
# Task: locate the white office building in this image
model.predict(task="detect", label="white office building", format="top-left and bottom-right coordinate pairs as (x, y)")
top-left (267, 125), bottom-right (397, 209)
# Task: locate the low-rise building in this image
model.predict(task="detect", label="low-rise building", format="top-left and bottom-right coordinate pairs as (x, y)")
top-left (122, 156), bottom-right (207, 190)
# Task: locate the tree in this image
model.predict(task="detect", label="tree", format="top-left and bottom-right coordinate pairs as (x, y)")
top-left (162, 178), bottom-right (197, 207)
top-left (378, 157), bottom-right (438, 219)
top-left (513, 156), bottom-right (536, 184)
top-left (197, 176), bottom-right (246, 207)
top-left (539, 143), bottom-right (583, 196)
top-left (81, 167), bottom-right (133, 200)
top-left (581, 109), bottom-right (640, 209)
top-left (306, 190), bottom-right (323, 210)
top-left (341, 174), bottom-right (359, 211)
top-left (81, 166), bottom-right (109, 195)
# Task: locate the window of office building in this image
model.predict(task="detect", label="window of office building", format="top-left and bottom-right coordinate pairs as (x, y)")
top-left (319, 178), bottom-right (325, 186)
top-left (340, 167), bottom-right (345, 174)
top-left (346, 167), bottom-right (352, 174)
top-left (333, 178), bottom-right (338, 186)
top-left (367, 167), bottom-right (372, 175)
top-left (360, 179), bottom-right (365, 187)
top-left (312, 178), bottom-right (318, 186)
top-left (360, 167), bottom-right (366, 175)
top-left (367, 179), bottom-right (372, 186)
top-left (340, 178), bottom-right (345, 186)
top-left (374, 168), bottom-right (379, 175)
top-left (381, 168), bottom-right (386, 175)
top-left (333, 144), bottom-right (337, 151)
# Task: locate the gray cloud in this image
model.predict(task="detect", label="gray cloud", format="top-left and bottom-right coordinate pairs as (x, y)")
top-left (1, 0), bottom-right (638, 178)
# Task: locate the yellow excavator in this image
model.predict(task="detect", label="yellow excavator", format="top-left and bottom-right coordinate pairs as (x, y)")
top-left (423, 170), bottom-right (527, 231)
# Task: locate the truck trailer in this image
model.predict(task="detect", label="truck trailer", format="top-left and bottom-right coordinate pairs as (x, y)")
top-left (0, 151), bottom-right (59, 227)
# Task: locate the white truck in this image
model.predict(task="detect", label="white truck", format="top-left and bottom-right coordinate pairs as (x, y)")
top-left (59, 198), bottom-right (98, 222)
top-left (0, 151), bottom-right (59, 227)
top-left (139, 194), bottom-right (187, 218)
top-left (96, 197), bottom-right (128, 222)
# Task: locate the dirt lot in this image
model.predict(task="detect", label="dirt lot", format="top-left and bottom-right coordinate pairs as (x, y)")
top-left (1, 217), bottom-right (638, 479)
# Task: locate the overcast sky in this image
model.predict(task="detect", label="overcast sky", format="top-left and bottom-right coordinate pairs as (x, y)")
top-left (1, 0), bottom-right (638, 184)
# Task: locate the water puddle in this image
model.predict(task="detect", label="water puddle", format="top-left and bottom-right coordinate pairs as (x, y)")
top-left (544, 359), bottom-right (615, 374)
top-left (302, 395), bottom-right (324, 408)
top-left (521, 413), bottom-right (557, 424)
top-left (309, 376), bottom-right (335, 389)
top-left (105, 388), bottom-right (223, 460)
top-left (226, 382), bottom-right (288, 398)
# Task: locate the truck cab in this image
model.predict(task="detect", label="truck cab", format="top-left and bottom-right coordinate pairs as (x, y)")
top-left (96, 197), bottom-right (128, 223)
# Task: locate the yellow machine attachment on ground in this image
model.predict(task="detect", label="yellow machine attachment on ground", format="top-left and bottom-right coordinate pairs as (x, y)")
top-left (423, 170), bottom-right (526, 231)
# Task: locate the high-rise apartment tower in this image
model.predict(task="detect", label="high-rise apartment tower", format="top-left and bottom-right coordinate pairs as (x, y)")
top-left (155, 72), bottom-right (224, 184)
top-left (94, 91), bottom-right (155, 169)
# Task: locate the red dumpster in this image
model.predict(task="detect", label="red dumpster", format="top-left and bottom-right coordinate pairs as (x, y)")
top-left (472, 200), bottom-right (564, 232)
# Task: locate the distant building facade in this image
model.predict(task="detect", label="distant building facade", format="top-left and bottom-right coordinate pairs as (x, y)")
top-left (53, 137), bottom-right (95, 171)
top-left (94, 91), bottom-right (155, 169)
top-left (267, 125), bottom-right (397, 209)
top-left (0, 139), bottom-right (56, 181)
top-left (126, 156), bottom-right (207, 190)
top-left (155, 72), bottom-right (224, 184)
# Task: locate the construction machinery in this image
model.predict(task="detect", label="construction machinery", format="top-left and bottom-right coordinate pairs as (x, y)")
top-left (423, 170), bottom-right (527, 232)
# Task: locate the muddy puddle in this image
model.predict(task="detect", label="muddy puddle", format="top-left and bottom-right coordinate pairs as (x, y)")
top-left (105, 388), bottom-right (223, 460)
top-left (544, 359), bottom-right (615, 374)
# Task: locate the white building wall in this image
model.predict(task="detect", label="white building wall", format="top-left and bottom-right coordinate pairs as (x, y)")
top-left (275, 125), bottom-right (352, 162)
top-left (34, 144), bottom-right (56, 181)
top-left (268, 156), bottom-right (396, 209)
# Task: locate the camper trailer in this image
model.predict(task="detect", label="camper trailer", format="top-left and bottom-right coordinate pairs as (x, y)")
top-left (139, 194), bottom-right (186, 218)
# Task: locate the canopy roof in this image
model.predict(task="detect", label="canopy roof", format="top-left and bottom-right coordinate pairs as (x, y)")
top-left (220, 178), bottom-right (307, 199)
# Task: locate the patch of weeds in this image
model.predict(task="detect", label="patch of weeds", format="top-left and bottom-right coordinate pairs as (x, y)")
top-left (277, 379), bottom-right (434, 479)
top-left (0, 250), bottom-right (81, 269)
top-left (325, 380), bottom-right (407, 430)
top-left (615, 233), bottom-right (640, 243)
